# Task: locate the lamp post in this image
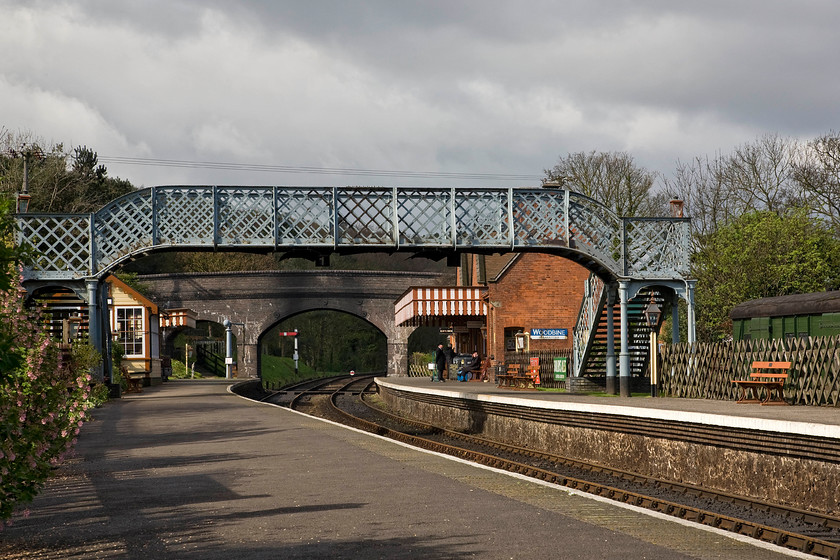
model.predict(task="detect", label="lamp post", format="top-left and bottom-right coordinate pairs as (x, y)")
top-left (8, 144), bottom-right (41, 213)
top-left (16, 191), bottom-right (31, 214)
top-left (223, 319), bottom-right (245, 379)
top-left (643, 295), bottom-right (662, 397)
top-left (17, 148), bottom-right (31, 213)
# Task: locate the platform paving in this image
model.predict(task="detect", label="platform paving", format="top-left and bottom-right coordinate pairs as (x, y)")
top-left (0, 379), bottom-right (815, 560)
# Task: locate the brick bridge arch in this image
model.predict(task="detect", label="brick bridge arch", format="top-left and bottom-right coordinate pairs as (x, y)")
top-left (141, 270), bottom-right (450, 378)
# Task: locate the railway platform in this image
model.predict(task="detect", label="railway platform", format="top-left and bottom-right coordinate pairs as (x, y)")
top-left (379, 375), bottom-right (840, 437)
top-left (376, 376), bottom-right (840, 518)
top-left (0, 379), bottom-right (811, 560)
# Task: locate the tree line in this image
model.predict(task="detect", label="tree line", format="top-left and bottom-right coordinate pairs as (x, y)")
top-left (265, 311), bottom-right (387, 373)
top-left (545, 133), bottom-right (840, 341)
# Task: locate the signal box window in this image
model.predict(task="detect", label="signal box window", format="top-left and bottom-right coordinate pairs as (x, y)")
top-left (116, 307), bottom-right (144, 357)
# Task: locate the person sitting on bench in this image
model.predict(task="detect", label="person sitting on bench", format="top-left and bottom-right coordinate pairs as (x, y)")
top-left (457, 351), bottom-right (480, 382)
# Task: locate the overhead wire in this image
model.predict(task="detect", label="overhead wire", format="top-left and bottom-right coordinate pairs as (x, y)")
top-left (97, 155), bottom-right (543, 182)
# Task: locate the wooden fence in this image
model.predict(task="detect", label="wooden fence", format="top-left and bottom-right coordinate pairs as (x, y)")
top-left (661, 336), bottom-right (840, 406)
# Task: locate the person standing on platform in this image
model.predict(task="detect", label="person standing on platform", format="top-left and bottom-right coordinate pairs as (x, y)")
top-left (434, 343), bottom-right (447, 382)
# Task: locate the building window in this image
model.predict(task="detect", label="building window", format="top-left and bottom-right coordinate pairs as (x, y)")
top-left (504, 327), bottom-right (523, 352)
top-left (116, 307), bottom-right (144, 357)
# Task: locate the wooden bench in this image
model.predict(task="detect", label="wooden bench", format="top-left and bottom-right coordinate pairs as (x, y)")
top-left (496, 363), bottom-right (518, 388)
top-left (731, 361), bottom-right (790, 405)
top-left (121, 366), bottom-right (143, 394)
top-left (497, 363), bottom-right (536, 390)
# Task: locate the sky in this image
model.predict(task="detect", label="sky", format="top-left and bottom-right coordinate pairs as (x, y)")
top-left (2, 1), bottom-right (839, 189)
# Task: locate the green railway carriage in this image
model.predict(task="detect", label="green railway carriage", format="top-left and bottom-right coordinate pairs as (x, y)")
top-left (731, 291), bottom-right (840, 341)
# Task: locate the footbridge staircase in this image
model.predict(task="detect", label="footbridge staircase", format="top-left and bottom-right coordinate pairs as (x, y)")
top-left (573, 274), bottom-right (668, 379)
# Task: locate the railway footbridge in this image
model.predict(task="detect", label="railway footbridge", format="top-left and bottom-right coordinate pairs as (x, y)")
top-left (16, 185), bottom-right (693, 391)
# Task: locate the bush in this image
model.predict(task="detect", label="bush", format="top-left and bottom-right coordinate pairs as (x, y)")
top-left (168, 359), bottom-right (201, 379)
top-left (411, 351), bottom-right (434, 367)
top-left (260, 355), bottom-right (317, 389)
top-left (110, 340), bottom-right (125, 390)
top-left (85, 383), bottom-right (111, 408)
top-left (1, 267), bottom-right (96, 525)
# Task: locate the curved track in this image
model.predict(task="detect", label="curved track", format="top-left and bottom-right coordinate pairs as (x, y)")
top-left (249, 377), bottom-right (840, 559)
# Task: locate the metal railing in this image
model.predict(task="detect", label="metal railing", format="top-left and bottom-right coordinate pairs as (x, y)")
top-left (16, 185), bottom-right (691, 282)
top-left (572, 273), bottom-right (606, 377)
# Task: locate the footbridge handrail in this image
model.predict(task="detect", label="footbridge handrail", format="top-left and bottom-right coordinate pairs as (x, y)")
top-left (572, 273), bottom-right (606, 377)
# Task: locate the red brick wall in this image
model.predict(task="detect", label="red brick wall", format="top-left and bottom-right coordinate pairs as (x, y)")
top-left (486, 254), bottom-right (590, 361)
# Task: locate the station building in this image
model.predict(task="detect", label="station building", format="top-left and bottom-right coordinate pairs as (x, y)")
top-left (30, 275), bottom-right (195, 387)
top-left (395, 252), bottom-right (589, 364)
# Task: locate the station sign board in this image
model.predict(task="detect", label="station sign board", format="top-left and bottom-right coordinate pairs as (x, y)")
top-left (530, 328), bottom-right (568, 339)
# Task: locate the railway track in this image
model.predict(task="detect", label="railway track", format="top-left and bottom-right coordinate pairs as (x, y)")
top-left (254, 377), bottom-right (840, 559)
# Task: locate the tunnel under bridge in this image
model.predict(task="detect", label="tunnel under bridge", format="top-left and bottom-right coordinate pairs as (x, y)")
top-left (139, 269), bottom-right (450, 378)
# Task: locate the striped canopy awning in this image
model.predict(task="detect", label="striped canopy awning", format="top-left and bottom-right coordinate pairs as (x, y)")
top-left (395, 286), bottom-right (488, 327)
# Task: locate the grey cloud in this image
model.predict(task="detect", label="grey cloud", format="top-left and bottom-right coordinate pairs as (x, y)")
top-left (2, 0), bottom-right (839, 189)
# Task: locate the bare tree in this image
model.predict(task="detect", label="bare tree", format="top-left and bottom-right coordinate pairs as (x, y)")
top-left (793, 131), bottom-right (840, 235)
top-left (722, 133), bottom-right (804, 213)
top-left (663, 133), bottom-right (805, 244)
top-left (665, 154), bottom-right (734, 242)
top-left (544, 150), bottom-right (664, 217)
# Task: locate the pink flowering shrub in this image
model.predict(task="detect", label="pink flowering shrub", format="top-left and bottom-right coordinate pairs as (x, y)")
top-left (0, 266), bottom-right (95, 525)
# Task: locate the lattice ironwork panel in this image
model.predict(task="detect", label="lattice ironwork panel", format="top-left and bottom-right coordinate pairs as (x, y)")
top-left (94, 190), bottom-right (154, 271)
top-left (337, 188), bottom-right (394, 245)
top-left (567, 194), bottom-right (622, 270)
top-left (275, 187), bottom-right (334, 245)
top-left (661, 337), bottom-right (840, 405)
top-left (154, 186), bottom-right (216, 246)
top-left (16, 185), bottom-right (693, 283)
top-left (624, 219), bottom-right (691, 278)
top-left (455, 190), bottom-right (510, 247)
top-left (216, 187), bottom-right (274, 246)
top-left (397, 189), bottom-right (452, 246)
top-left (510, 190), bottom-right (568, 247)
top-left (18, 215), bottom-right (91, 279)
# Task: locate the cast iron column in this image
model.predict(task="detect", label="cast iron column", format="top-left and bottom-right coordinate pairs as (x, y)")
top-left (605, 287), bottom-right (617, 395)
top-left (618, 281), bottom-right (630, 397)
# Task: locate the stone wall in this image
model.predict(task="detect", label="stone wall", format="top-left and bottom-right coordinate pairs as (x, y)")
top-left (379, 384), bottom-right (840, 515)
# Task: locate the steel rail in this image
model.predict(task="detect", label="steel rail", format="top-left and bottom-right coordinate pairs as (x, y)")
top-left (318, 388), bottom-right (840, 559)
top-left (287, 375), bottom-right (375, 410)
